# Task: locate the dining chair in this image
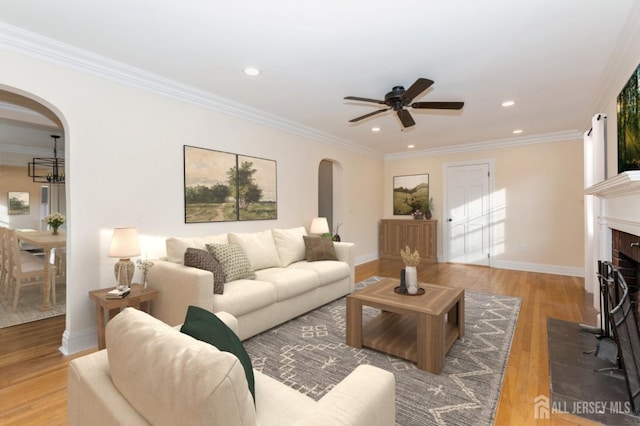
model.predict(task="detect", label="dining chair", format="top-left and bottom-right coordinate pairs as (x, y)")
top-left (6, 229), bottom-right (56, 312)
top-left (0, 227), bottom-right (8, 296)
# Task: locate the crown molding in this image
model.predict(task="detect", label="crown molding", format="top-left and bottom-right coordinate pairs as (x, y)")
top-left (0, 143), bottom-right (63, 157)
top-left (0, 21), bottom-right (590, 162)
top-left (0, 22), bottom-right (383, 159)
top-left (384, 130), bottom-right (583, 161)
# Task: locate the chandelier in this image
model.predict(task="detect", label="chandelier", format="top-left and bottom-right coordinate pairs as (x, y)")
top-left (28, 134), bottom-right (65, 184)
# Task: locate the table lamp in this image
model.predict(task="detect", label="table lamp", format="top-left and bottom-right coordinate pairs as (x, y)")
top-left (109, 227), bottom-right (141, 290)
top-left (310, 217), bottom-right (330, 236)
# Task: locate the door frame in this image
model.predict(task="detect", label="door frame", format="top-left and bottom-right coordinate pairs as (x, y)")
top-left (441, 159), bottom-right (495, 265)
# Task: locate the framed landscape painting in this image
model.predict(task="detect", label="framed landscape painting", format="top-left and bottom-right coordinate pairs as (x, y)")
top-left (237, 154), bottom-right (277, 221)
top-left (183, 146), bottom-right (278, 223)
top-left (8, 191), bottom-right (30, 215)
top-left (184, 146), bottom-right (237, 223)
top-left (393, 174), bottom-right (429, 215)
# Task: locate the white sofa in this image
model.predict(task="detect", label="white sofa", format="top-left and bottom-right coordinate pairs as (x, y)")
top-left (68, 307), bottom-right (396, 426)
top-left (147, 227), bottom-right (355, 340)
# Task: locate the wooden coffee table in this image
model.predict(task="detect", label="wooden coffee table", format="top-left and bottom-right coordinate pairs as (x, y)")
top-left (346, 277), bottom-right (464, 374)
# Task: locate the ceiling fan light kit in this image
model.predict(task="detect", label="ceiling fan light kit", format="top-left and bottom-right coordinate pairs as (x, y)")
top-left (345, 77), bottom-right (464, 128)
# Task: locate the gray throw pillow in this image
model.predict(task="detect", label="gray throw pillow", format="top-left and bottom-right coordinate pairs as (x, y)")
top-left (184, 248), bottom-right (225, 294)
top-left (303, 235), bottom-right (338, 261)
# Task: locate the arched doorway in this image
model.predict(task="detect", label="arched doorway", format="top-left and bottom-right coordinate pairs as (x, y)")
top-left (317, 159), bottom-right (344, 236)
top-left (0, 86), bottom-right (68, 328)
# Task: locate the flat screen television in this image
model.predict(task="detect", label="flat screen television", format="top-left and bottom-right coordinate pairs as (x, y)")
top-left (617, 63), bottom-right (640, 173)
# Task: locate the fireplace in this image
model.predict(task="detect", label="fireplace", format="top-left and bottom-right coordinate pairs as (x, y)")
top-left (612, 230), bottom-right (640, 326)
top-left (584, 171), bottom-right (640, 310)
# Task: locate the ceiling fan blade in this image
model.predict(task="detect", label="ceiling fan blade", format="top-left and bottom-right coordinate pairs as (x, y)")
top-left (401, 78), bottom-right (434, 102)
top-left (344, 96), bottom-right (386, 105)
top-left (348, 108), bottom-right (390, 123)
top-left (397, 109), bottom-right (415, 127)
top-left (411, 101), bottom-right (464, 110)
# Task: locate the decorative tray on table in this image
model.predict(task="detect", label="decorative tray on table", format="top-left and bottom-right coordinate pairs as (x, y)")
top-left (393, 286), bottom-right (425, 296)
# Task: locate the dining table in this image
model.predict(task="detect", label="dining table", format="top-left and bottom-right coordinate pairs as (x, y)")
top-left (16, 230), bottom-right (66, 311)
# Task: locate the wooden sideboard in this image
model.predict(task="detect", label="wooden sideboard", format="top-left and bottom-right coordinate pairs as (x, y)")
top-left (379, 219), bottom-right (438, 264)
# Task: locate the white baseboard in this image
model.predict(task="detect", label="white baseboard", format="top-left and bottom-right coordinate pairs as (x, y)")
top-left (355, 252), bottom-right (378, 265)
top-left (356, 255), bottom-right (584, 278)
top-left (59, 327), bottom-right (97, 355)
top-left (491, 259), bottom-right (584, 277)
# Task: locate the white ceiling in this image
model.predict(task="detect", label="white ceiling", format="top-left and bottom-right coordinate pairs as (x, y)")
top-left (0, 0), bottom-right (637, 164)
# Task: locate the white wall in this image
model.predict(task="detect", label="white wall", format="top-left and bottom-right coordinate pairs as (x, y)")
top-left (0, 48), bottom-right (383, 354)
top-left (385, 138), bottom-right (585, 275)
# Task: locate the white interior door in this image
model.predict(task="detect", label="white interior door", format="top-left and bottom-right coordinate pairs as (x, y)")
top-left (446, 162), bottom-right (491, 265)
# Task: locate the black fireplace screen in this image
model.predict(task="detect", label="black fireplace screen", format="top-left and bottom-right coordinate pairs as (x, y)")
top-left (600, 261), bottom-right (640, 414)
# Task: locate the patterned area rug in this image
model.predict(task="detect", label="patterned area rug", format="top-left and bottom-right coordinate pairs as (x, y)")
top-left (244, 276), bottom-right (521, 426)
top-left (0, 282), bottom-right (66, 328)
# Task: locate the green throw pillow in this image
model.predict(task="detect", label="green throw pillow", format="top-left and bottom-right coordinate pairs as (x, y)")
top-left (206, 243), bottom-right (256, 282)
top-left (180, 306), bottom-right (255, 402)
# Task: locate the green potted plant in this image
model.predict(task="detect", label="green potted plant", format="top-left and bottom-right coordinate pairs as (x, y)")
top-left (421, 197), bottom-right (434, 220)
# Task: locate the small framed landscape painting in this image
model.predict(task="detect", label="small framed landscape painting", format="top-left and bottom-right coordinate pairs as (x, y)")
top-left (393, 174), bottom-right (429, 215)
top-left (237, 154), bottom-right (277, 221)
top-left (184, 146), bottom-right (238, 223)
top-left (8, 191), bottom-right (30, 215)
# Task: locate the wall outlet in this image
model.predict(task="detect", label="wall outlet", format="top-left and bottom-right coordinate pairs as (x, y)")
top-left (520, 243), bottom-right (528, 253)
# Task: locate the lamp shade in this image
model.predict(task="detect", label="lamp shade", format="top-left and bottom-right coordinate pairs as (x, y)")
top-left (108, 227), bottom-right (141, 258)
top-left (309, 217), bottom-right (330, 235)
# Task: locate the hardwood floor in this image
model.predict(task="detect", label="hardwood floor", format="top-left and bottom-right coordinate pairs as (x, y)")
top-left (0, 261), bottom-right (600, 425)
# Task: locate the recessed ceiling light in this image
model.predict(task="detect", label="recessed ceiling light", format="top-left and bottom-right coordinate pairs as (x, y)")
top-left (371, 127), bottom-right (381, 132)
top-left (243, 67), bottom-right (261, 76)
top-left (513, 129), bottom-right (523, 134)
top-left (407, 144), bottom-right (415, 149)
top-left (502, 100), bottom-right (515, 107)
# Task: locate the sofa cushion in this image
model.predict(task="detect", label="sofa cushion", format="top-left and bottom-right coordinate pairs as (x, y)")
top-left (303, 236), bottom-right (338, 261)
top-left (254, 267), bottom-right (319, 301)
top-left (272, 227), bottom-right (307, 267)
top-left (184, 248), bottom-right (225, 294)
top-left (206, 243), bottom-right (257, 282)
top-left (106, 308), bottom-right (256, 426)
top-left (180, 305), bottom-right (255, 401)
top-left (166, 233), bottom-right (229, 264)
top-left (228, 230), bottom-right (281, 271)
top-left (289, 260), bottom-right (351, 287)
top-left (213, 279), bottom-right (277, 317)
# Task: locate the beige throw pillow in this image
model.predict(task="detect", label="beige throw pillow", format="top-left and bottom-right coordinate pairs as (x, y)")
top-left (228, 230), bottom-right (281, 271)
top-left (272, 226), bottom-right (307, 267)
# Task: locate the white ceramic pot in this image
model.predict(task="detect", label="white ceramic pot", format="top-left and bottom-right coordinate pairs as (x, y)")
top-left (405, 266), bottom-right (418, 294)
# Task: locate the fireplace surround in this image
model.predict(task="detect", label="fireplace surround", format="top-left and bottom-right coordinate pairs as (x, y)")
top-left (585, 171), bottom-right (640, 310)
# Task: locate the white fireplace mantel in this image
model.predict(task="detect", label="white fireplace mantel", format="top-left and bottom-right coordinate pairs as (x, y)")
top-left (585, 170), bottom-right (640, 198)
top-left (585, 171), bottom-right (640, 238)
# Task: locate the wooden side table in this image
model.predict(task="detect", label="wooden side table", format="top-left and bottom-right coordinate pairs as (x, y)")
top-left (88, 284), bottom-right (159, 350)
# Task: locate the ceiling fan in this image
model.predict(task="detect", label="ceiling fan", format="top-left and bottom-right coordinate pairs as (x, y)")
top-left (344, 78), bottom-right (464, 128)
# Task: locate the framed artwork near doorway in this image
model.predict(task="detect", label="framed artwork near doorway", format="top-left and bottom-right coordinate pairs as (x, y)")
top-left (393, 174), bottom-right (429, 215)
top-left (8, 191), bottom-right (30, 215)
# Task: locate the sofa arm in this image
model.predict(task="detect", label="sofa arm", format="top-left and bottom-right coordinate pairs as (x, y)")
top-left (68, 350), bottom-right (148, 425)
top-left (295, 365), bottom-right (395, 426)
top-left (147, 260), bottom-right (213, 326)
top-left (333, 242), bottom-right (355, 289)
top-left (171, 311), bottom-right (240, 336)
